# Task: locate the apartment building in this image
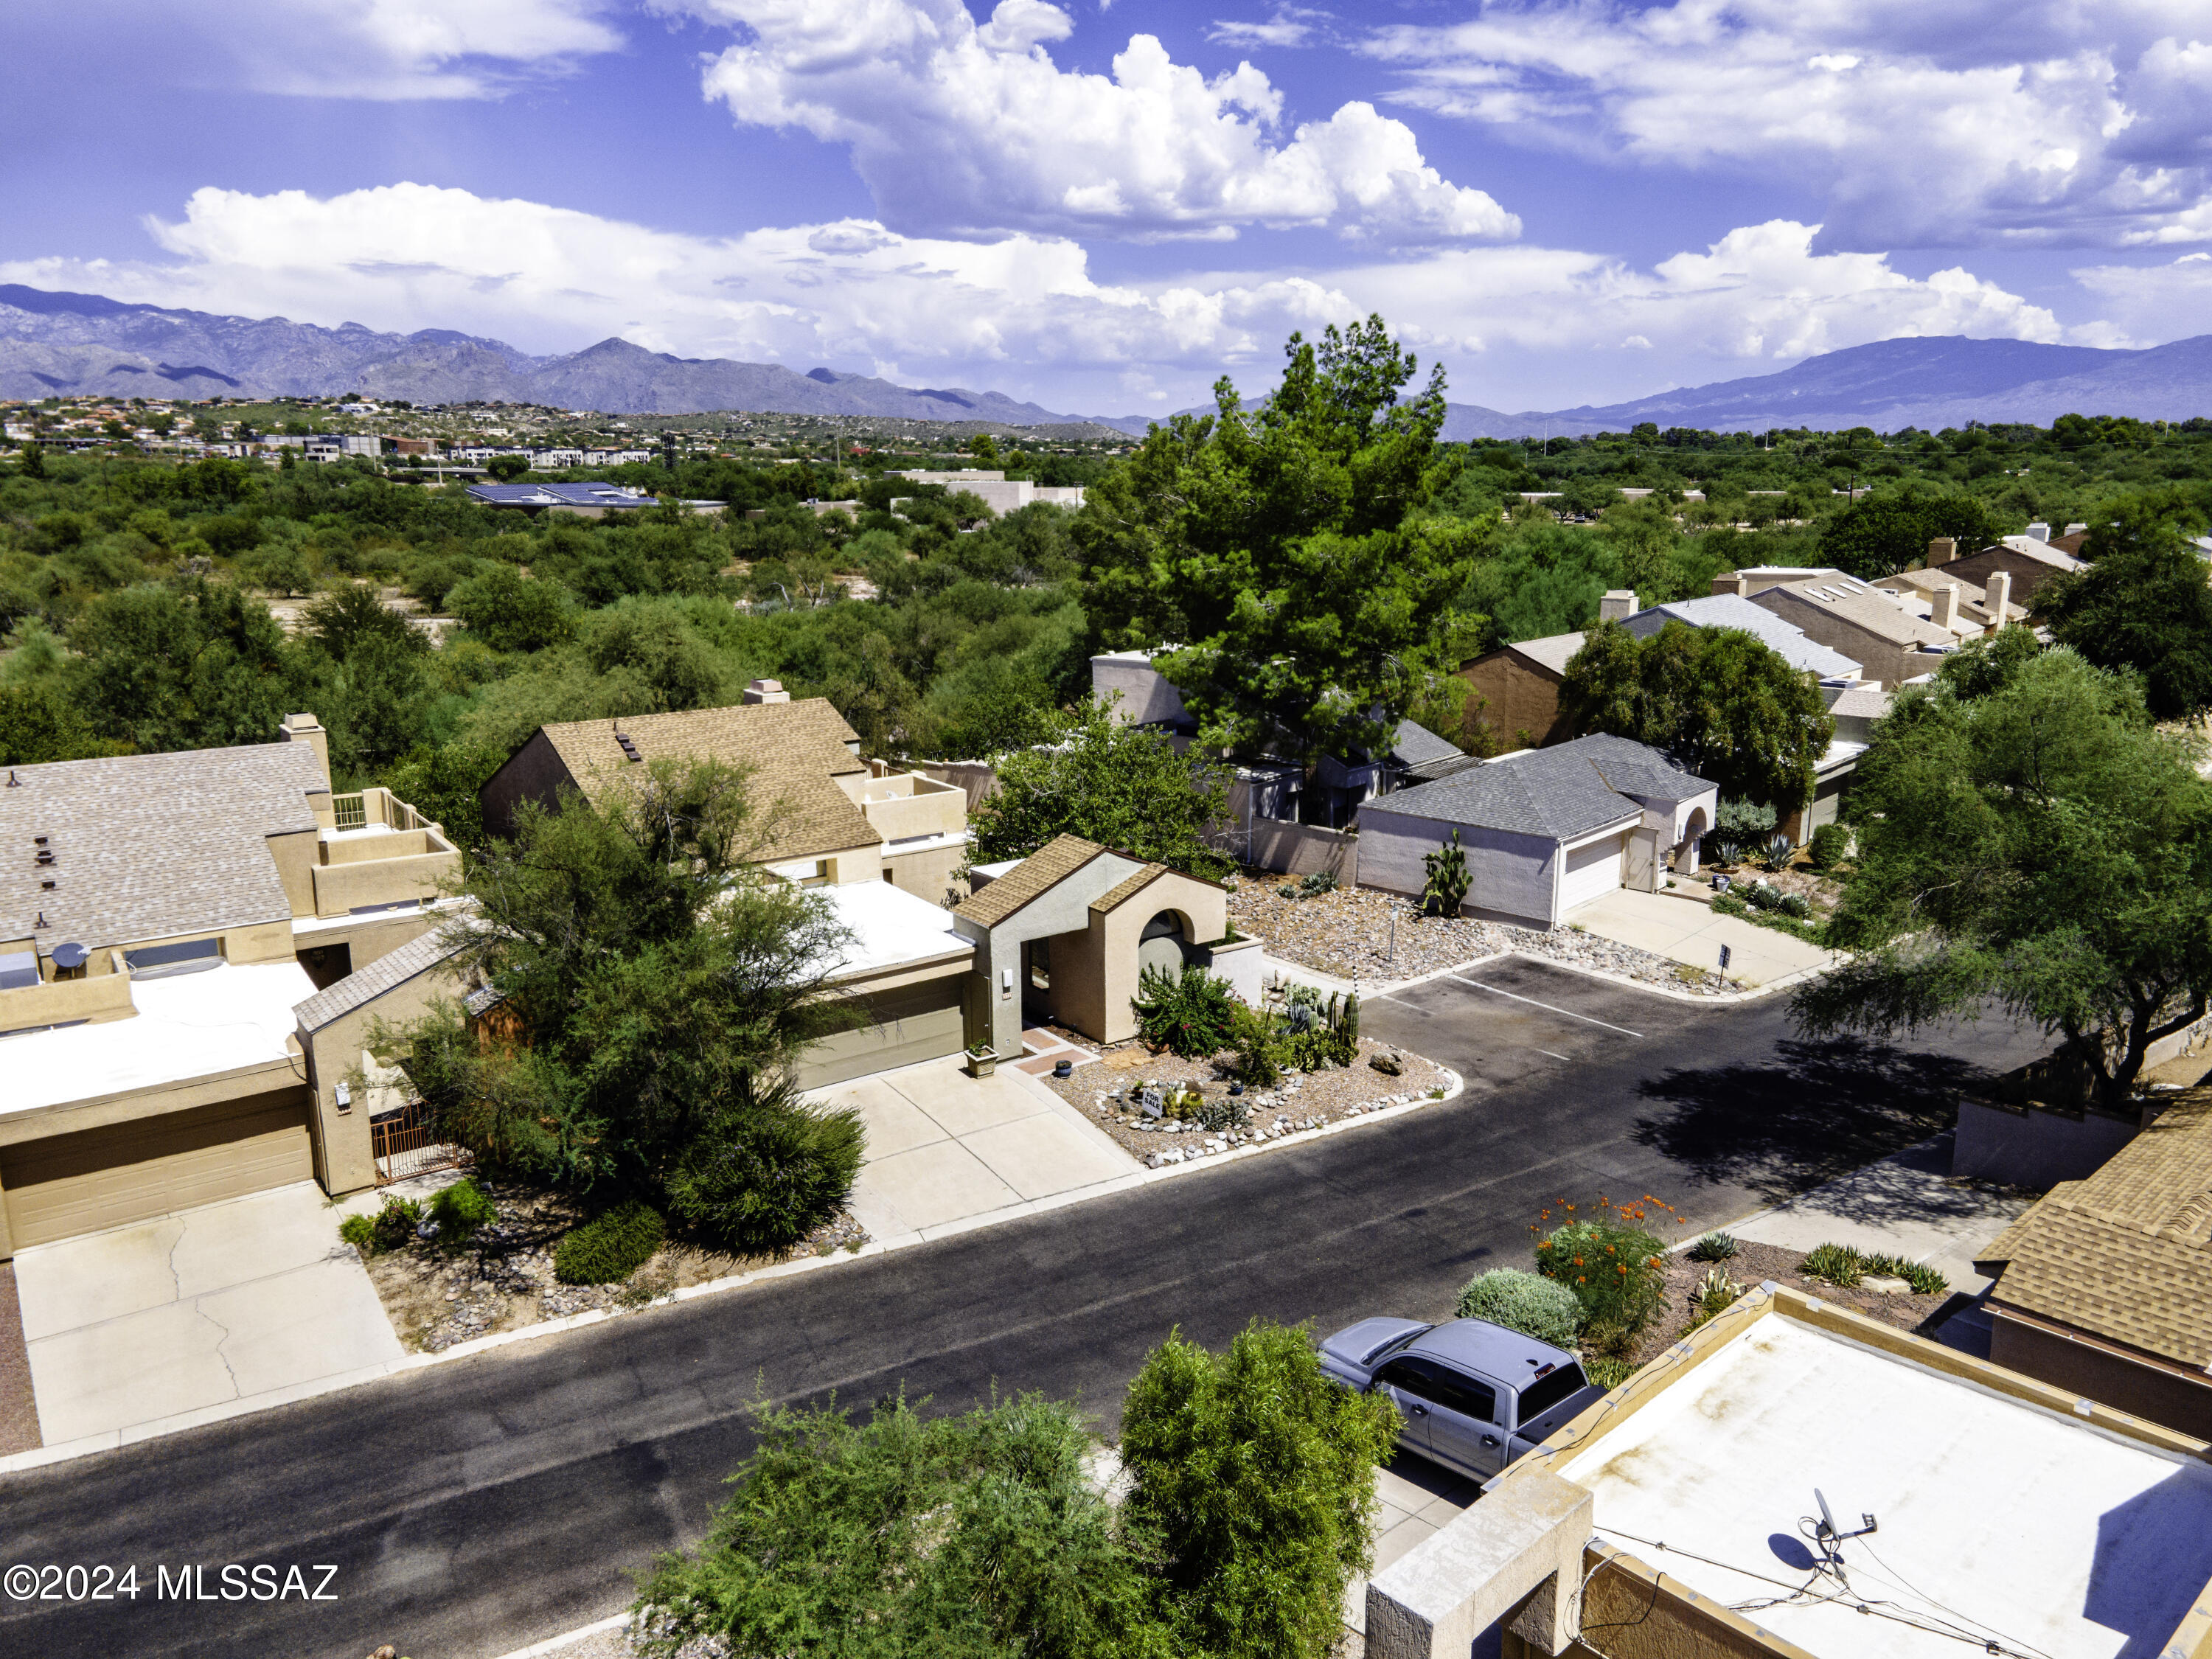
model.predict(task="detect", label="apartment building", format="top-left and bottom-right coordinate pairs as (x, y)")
top-left (891, 469), bottom-right (1085, 517)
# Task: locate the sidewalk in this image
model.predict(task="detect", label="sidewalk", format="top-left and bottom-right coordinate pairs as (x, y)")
top-left (1564, 887), bottom-right (1836, 987)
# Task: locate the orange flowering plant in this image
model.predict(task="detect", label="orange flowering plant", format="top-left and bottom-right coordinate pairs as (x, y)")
top-left (1528, 1194), bottom-right (1677, 1352)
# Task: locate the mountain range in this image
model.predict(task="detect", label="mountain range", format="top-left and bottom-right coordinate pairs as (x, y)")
top-left (5, 282), bottom-right (2211, 437)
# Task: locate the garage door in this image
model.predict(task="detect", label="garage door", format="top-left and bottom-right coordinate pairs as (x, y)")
top-left (1559, 833), bottom-right (1626, 914)
top-left (793, 973), bottom-right (967, 1091)
top-left (0, 1090), bottom-right (313, 1249)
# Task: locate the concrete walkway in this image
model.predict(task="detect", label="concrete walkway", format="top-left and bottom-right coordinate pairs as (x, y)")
top-left (1565, 886), bottom-right (1836, 987)
top-left (824, 1052), bottom-right (1140, 1245)
top-left (12, 1180), bottom-right (407, 1445)
top-left (1724, 1131), bottom-right (2036, 1296)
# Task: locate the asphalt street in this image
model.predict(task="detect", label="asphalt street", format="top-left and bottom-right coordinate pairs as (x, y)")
top-left (0, 959), bottom-right (2053, 1659)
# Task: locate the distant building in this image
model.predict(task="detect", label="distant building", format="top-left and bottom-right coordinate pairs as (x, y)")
top-left (891, 469), bottom-right (1085, 517)
top-left (465, 481), bottom-right (724, 518)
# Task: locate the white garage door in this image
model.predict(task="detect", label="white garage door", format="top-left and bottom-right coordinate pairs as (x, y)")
top-left (1559, 833), bottom-right (1626, 914)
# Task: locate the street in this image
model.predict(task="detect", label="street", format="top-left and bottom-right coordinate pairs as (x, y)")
top-left (0, 960), bottom-right (2052, 1659)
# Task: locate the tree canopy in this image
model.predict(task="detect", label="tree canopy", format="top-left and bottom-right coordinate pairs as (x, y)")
top-left (1558, 620), bottom-right (1834, 810)
top-left (1794, 643), bottom-right (2212, 1104)
top-left (1076, 316), bottom-right (1487, 764)
top-left (971, 700), bottom-right (1231, 876)
top-left (2031, 488), bottom-right (2212, 720)
top-left (1818, 493), bottom-right (1994, 580)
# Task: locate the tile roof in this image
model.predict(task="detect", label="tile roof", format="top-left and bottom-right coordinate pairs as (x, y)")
top-left (1371, 734), bottom-right (1709, 841)
top-left (1623, 594), bottom-right (1862, 678)
top-left (294, 926), bottom-right (465, 1032)
top-left (1982, 1091), bottom-right (2212, 1367)
top-left (535, 700), bottom-right (879, 865)
top-left (953, 833), bottom-right (1107, 925)
top-left (0, 742), bottom-right (324, 952)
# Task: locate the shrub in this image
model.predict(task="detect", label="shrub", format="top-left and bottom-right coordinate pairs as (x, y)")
top-left (1296, 869), bottom-right (1338, 899)
top-left (554, 1199), bottom-right (667, 1284)
top-left (1809, 822), bottom-right (1851, 870)
top-left (665, 1078), bottom-right (863, 1254)
top-left (338, 1214), bottom-right (377, 1253)
top-left (1233, 1003), bottom-right (1284, 1088)
top-left (1757, 832), bottom-right (1794, 872)
top-left (1582, 1354), bottom-right (1640, 1390)
top-left (1130, 962), bottom-right (1240, 1057)
top-left (1687, 1231), bottom-right (1739, 1262)
top-left (1688, 1265), bottom-right (1745, 1329)
top-left (355, 1196), bottom-right (421, 1255)
top-left (1715, 798), bottom-right (1776, 839)
top-left (1800, 1242), bottom-right (1863, 1288)
top-left (429, 1178), bottom-right (495, 1247)
top-left (1456, 1269), bottom-right (1585, 1348)
top-left (1848, 1248), bottom-right (1949, 1297)
top-left (1532, 1196), bottom-right (1671, 1352)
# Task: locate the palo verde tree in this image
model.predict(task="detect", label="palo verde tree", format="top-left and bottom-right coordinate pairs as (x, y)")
top-left (1559, 620), bottom-right (1834, 811)
top-left (1793, 642), bottom-right (2212, 1105)
top-left (1075, 316), bottom-right (1488, 765)
top-left (381, 758), bottom-right (867, 1241)
top-left (2032, 487), bottom-right (2212, 721)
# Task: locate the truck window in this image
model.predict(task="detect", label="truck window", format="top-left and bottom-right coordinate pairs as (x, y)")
top-left (1431, 1368), bottom-right (1498, 1423)
top-left (1516, 1363), bottom-right (1590, 1427)
top-left (1372, 1358), bottom-right (1442, 1404)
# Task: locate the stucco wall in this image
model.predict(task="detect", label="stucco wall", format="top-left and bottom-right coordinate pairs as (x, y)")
top-left (1091, 656), bottom-right (1189, 727)
top-left (1238, 818), bottom-right (1358, 881)
top-left (1356, 806), bottom-right (1559, 928)
top-left (296, 954), bottom-right (465, 1194)
top-left (1987, 1312), bottom-right (2212, 1442)
top-left (1945, 546), bottom-right (2070, 603)
top-left (1459, 650), bottom-right (1572, 751)
top-left (1952, 1097), bottom-right (2140, 1188)
top-left (881, 840), bottom-right (970, 906)
top-left (1748, 590), bottom-right (1921, 690)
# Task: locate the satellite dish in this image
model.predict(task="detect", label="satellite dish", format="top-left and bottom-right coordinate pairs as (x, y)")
top-left (52, 942), bottom-right (87, 971)
top-left (1815, 1488), bottom-right (1839, 1540)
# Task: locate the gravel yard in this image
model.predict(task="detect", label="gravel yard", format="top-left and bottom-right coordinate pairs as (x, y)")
top-left (358, 1179), bottom-right (867, 1352)
top-left (1624, 1239), bottom-right (1952, 1366)
top-left (1040, 1035), bottom-right (1453, 1169)
top-left (1229, 872), bottom-right (1746, 995)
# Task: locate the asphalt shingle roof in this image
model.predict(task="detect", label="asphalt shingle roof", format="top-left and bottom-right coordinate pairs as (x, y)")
top-left (1388, 720), bottom-right (1464, 769)
top-left (0, 742), bottom-right (324, 952)
top-left (1371, 734), bottom-right (1709, 841)
top-left (1981, 1090), bottom-right (2212, 1367)
top-left (294, 926), bottom-right (464, 1032)
top-left (1623, 594), bottom-right (1863, 678)
top-left (954, 833), bottom-right (1108, 926)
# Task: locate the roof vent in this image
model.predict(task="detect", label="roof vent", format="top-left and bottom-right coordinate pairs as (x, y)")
top-left (4, 771), bottom-right (16, 787)
top-left (33, 911), bottom-right (49, 930)
top-left (613, 731), bottom-right (642, 762)
top-left (35, 849), bottom-right (55, 866)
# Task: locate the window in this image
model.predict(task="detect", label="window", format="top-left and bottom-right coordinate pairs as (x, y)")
top-left (124, 937), bottom-right (221, 978)
top-left (1374, 1357), bottom-right (1495, 1422)
top-left (1371, 1358), bottom-right (1439, 1403)
top-left (1515, 1363), bottom-right (1589, 1427)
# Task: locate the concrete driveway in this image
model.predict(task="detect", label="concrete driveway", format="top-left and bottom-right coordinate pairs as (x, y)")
top-left (12, 1180), bottom-right (405, 1448)
top-left (1566, 886), bottom-right (1836, 986)
top-left (821, 1053), bottom-right (1138, 1244)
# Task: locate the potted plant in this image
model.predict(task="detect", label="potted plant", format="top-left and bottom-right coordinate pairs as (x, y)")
top-left (965, 1045), bottom-right (997, 1078)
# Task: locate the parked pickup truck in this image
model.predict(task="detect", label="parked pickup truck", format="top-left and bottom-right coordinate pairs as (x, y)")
top-left (1318, 1316), bottom-right (1609, 1484)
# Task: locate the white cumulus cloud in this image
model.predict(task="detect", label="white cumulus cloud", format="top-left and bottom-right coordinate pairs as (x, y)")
top-left (1361, 0), bottom-right (2212, 248)
top-left (664, 0), bottom-right (1515, 243)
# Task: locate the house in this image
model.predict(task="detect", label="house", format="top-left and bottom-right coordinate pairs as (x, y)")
top-left (1931, 533), bottom-right (2085, 604)
top-left (891, 470), bottom-right (1085, 517)
top-left (1362, 1279), bottom-right (2212, 1659)
top-left (1618, 592), bottom-right (1863, 679)
top-left (1453, 633), bottom-right (1584, 753)
top-left (1747, 574), bottom-right (1955, 692)
top-left (1708, 564), bottom-right (1846, 597)
top-left (476, 687), bottom-right (970, 903)
top-left (954, 834), bottom-right (1254, 1061)
top-left (0, 715), bottom-right (461, 1257)
top-left (1354, 734), bottom-right (1717, 929)
top-left (465, 481), bottom-right (726, 518)
top-left (1974, 1088), bottom-right (2212, 1439)
top-left (1871, 566), bottom-right (2030, 636)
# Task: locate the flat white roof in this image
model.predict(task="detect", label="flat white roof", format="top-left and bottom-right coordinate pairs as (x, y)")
top-left (818, 880), bottom-right (973, 979)
top-left (1, 961), bottom-right (319, 1116)
top-left (1560, 1314), bottom-right (2212, 1659)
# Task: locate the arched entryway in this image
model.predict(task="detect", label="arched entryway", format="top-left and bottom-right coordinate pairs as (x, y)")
top-left (1675, 805), bottom-right (1710, 873)
top-left (1138, 909), bottom-right (1194, 978)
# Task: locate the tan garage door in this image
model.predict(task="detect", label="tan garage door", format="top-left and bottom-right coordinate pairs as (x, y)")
top-left (1, 1090), bottom-right (313, 1248)
top-left (794, 973), bottom-right (967, 1091)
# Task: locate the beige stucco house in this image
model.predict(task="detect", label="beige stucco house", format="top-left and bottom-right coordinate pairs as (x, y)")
top-left (0, 714), bottom-right (460, 1258)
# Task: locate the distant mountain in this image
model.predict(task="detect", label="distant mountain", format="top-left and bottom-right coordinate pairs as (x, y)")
top-left (0, 285), bottom-right (1109, 429)
top-left (1438, 335), bottom-right (2212, 439)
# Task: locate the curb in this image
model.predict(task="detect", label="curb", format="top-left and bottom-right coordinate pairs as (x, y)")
top-left (488, 1612), bottom-right (630, 1659)
top-left (0, 1065), bottom-right (1465, 1479)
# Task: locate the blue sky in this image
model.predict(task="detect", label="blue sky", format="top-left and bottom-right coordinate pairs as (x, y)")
top-left (5, 0), bottom-right (2212, 415)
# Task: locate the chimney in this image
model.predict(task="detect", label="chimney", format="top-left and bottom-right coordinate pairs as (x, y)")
top-left (1733, 572), bottom-right (1752, 597)
top-left (742, 678), bottom-right (790, 705)
top-left (279, 712), bottom-right (331, 791)
top-left (2064, 521), bottom-right (2087, 537)
top-left (1599, 589), bottom-right (1638, 625)
top-left (1927, 537), bottom-right (1956, 567)
top-left (2025, 521), bottom-right (2050, 543)
top-left (1986, 571), bottom-right (2011, 629)
top-left (1932, 584), bottom-right (1959, 632)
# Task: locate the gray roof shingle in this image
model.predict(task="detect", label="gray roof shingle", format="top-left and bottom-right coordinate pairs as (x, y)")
top-left (0, 742), bottom-right (324, 952)
top-left (1388, 720), bottom-right (1464, 770)
top-left (1370, 734), bottom-right (1709, 841)
top-left (293, 926), bottom-right (465, 1032)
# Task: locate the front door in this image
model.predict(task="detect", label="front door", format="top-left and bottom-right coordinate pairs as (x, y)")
top-left (1368, 1356), bottom-right (1439, 1459)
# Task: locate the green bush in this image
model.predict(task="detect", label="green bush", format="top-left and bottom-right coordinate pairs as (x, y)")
top-left (1534, 1200), bottom-right (1668, 1352)
top-left (1800, 1242), bottom-right (1863, 1287)
top-left (429, 1177), bottom-right (495, 1247)
top-left (1422, 829), bottom-right (1471, 917)
top-left (1233, 1002), bottom-right (1284, 1088)
top-left (664, 1079), bottom-right (864, 1254)
top-left (1809, 822), bottom-right (1851, 870)
top-left (1687, 1265), bottom-right (1745, 1330)
top-left (1582, 1354), bottom-right (1640, 1390)
top-left (1455, 1269), bottom-right (1585, 1348)
top-left (349, 1196), bottom-right (421, 1256)
top-left (1687, 1231), bottom-right (1739, 1262)
top-left (554, 1199), bottom-right (667, 1284)
top-left (1130, 962), bottom-right (1240, 1057)
top-left (338, 1214), bottom-right (377, 1253)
